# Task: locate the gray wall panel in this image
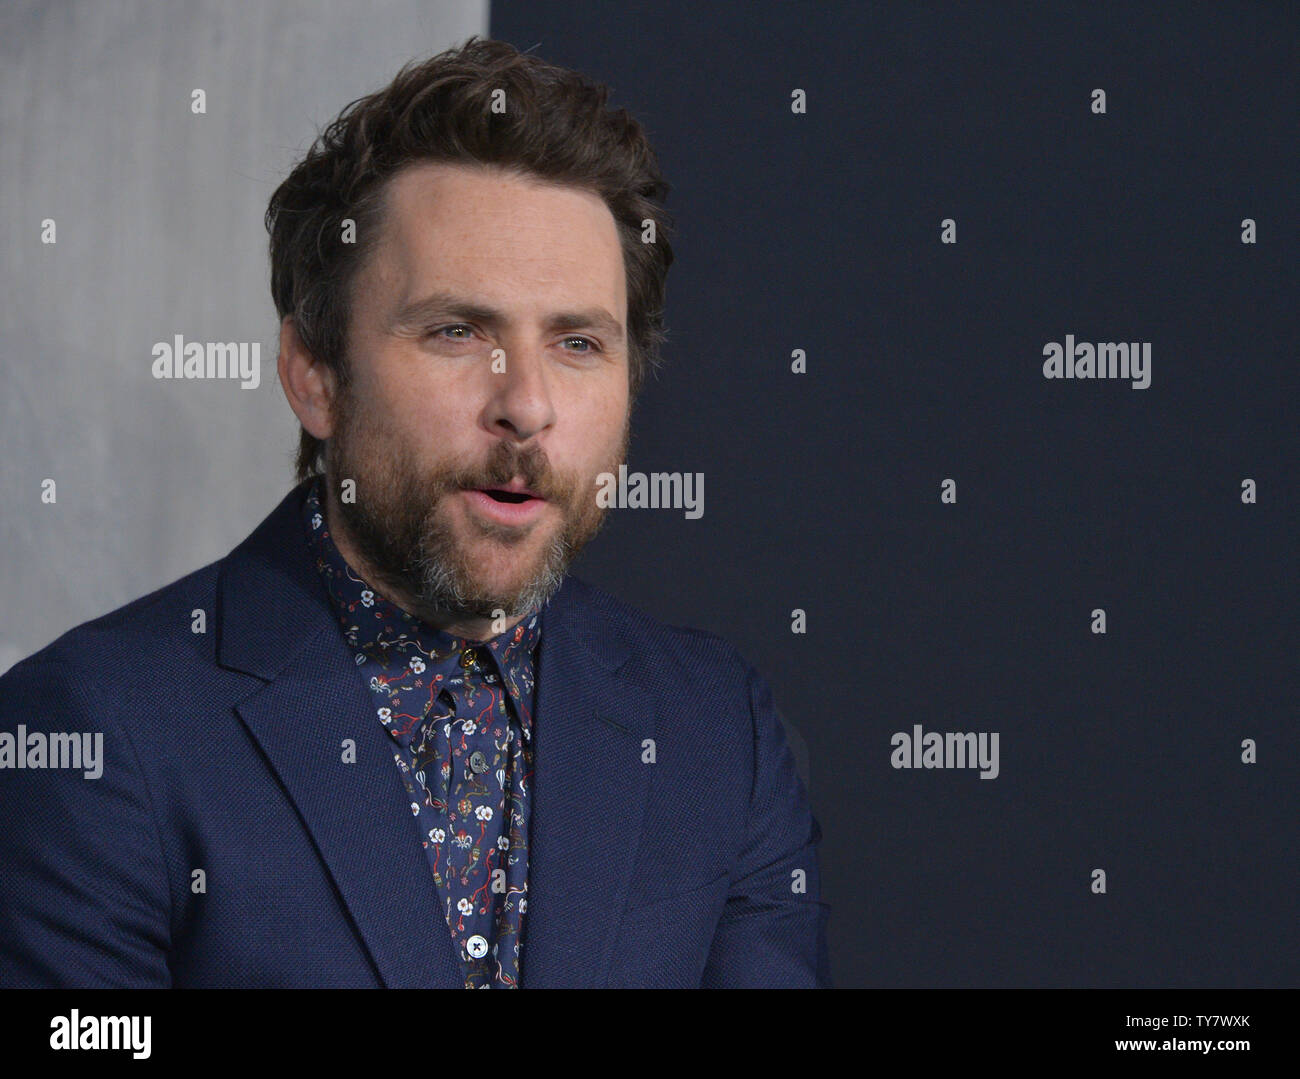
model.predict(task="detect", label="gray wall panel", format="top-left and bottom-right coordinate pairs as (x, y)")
top-left (0, 0), bottom-right (489, 671)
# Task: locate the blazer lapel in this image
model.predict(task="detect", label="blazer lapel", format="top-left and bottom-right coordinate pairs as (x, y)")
top-left (216, 482), bottom-right (657, 989)
top-left (520, 578), bottom-right (656, 988)
top-left (218, 482), bottom-right (463, 988)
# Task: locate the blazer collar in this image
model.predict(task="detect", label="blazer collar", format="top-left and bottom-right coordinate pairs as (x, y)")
top-left (217, 480), bottom-right (652, 987)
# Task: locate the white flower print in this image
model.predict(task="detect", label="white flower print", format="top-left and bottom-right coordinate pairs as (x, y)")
top-left (408, 656), bottom-right (425, 673)
top-left (497, 836), bottom-right (509, 851)
top-left (475, 805), bottom-right (493, 822)
top-left (460, 719), bottom-right (476, 734)
top-left (457, 898), bottom-right (472, 915)
top-left (518, 897), bottom-right (527, 913)
top-left (360, 589), bottom-right (374, 607)
top-left (410, 802), bottom-right (420, 815)
top-left (428, 828), bottom-right (446, 843)
top-left (378, 707), bottom-right (392, 724)
top-left (312, 512), bottom-right (322, 529)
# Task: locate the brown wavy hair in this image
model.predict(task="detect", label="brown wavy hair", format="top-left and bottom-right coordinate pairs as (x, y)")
top-left (265, 35), bottom-right (674, 481)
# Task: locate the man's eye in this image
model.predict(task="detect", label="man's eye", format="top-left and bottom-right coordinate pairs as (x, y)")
top-left (428, 326), bottom-right (598, 353)
top-left (432, 324), bottom-right (473, 340)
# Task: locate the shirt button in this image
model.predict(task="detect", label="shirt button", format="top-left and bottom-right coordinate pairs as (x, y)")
top-left (469, 751), bottom-right (489, 774)
top-left (466, 934), bottom-right (489, 959)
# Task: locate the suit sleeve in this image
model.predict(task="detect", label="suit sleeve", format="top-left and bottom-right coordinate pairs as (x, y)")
top-left (700, 657), bottom-right (833, 987)
top-left (0, 656), bottom-right (173, 987)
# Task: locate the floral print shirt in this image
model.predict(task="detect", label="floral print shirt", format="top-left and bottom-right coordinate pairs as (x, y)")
top-left (303, 478), bottom-right (542, 988)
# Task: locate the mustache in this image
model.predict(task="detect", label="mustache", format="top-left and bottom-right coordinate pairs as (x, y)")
top-left (443, 444), bottom-right (561, 501)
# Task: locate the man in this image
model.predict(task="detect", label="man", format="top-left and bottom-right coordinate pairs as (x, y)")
top-left (0, 36), bottom-right (830, 988)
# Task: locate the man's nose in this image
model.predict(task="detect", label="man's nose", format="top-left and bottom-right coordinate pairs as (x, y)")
top-left (484, 343), bottom-right (555, 443)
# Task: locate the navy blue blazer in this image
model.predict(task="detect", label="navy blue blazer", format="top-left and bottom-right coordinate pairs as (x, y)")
top-left (0, 481), bottom-right (831, 987)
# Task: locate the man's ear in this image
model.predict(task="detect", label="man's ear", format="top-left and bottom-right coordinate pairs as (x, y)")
top-left (278, 315), bottom-right (337, 440)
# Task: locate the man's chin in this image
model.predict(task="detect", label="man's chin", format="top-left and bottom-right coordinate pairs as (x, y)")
top-left (447, 581), bottom-right (532, 616)
top-left (419, 548), bottom-right (565, 618)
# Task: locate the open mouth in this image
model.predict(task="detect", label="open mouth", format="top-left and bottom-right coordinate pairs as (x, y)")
top-left (480, 489), bottom-right (534, 504)
top-left (461, 485), bottom-right (548, 526)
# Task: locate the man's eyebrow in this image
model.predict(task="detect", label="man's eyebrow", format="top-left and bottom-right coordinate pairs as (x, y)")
top-left (391, 291), bottom-right (624, 342)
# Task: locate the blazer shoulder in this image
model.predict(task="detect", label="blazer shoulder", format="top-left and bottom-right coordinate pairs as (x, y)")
top-left (558, 574), bottom-right (751, 682)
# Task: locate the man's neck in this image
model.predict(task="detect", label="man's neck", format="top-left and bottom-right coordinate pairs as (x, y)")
top-left (321, 487), bottom-right (526, 644)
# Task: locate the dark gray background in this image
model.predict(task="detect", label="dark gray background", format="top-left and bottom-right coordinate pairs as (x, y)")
top-left (492, 0), bottom-right (1299, 987)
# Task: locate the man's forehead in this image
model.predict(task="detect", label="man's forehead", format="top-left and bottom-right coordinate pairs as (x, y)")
top-left (381, 161), bottom-right (617, 240)
top-left (368, 161), bottom-right (627, 312)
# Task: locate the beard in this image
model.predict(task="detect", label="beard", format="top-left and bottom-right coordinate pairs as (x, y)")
top-left (322, 384), bottom-right (628, 624)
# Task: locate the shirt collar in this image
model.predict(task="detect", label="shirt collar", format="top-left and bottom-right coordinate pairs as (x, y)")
top-left (301, 477), bottom-right (542, 683)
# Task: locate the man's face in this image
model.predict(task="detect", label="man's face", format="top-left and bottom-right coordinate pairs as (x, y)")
top-left (324, 161), bottom-right (631, 623)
